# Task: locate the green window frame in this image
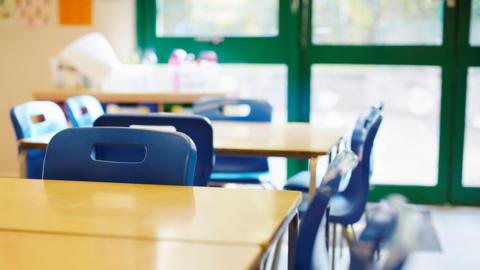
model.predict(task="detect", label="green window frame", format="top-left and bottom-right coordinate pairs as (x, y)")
top-left (137, 0), bottom-right (480, 205)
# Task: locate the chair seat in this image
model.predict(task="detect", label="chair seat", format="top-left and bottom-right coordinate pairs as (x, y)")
top-left (209, 172), bottom-right (269, 184)
top-left (328, 194), bottom-right (358, 225)
top-left (285, 171), bottom-right (361, 224)
top-left (283, 171), bottom-right (310, 192)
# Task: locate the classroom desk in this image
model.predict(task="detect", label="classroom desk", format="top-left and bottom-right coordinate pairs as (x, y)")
top-left (0, 178), bottom-right (301, 269)
top-left (212, 121), bottom-right (345, 198)
top-left (0, 230), bottom-right (262, 270)
top-left (33, 89), bottom-right (225, 112)
top-left (17, 121), bottom-right (345, 198)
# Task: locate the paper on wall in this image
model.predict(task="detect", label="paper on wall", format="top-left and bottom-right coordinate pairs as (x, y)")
top-left (0, 0), bottom-right (15, 25)
top-left (59, 0), bottom-right (92, 25)
top-left (16, 0), bottom-right (49, 27)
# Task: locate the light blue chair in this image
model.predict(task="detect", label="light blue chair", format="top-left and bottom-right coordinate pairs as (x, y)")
top-left (295, 150), bottom-right (358, 270)
top-left (94, 113), bottom-right (214, 186)
top-left (10, 101), bottom-right (68, 178)
top-left (65, 95), bottom-right (104, 127)
top-left (43, 127), bottom-right (197, 185)
top-left (193, 98), bottom-right (272, 184)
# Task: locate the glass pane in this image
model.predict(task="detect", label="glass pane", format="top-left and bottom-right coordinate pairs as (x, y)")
top-left (312, 0), bottom-right (443, 45)
top-left (311, 65), bottom-right (442, 186)
top-left (156, 0), bottom-right (278, 37)
top-left (471, 0), bottom-right (480, 45)
top-left (463, 68), bottom-right (480, 187)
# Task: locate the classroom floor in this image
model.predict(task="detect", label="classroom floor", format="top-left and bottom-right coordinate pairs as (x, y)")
top-left (275, 205), bottom-right (480, 270)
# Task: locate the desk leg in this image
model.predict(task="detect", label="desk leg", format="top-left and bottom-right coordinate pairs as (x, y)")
top-left (288, 212), bottom-right (299, 270)
top-left (157, 103), bottom-right (164, 112)
top-left (308, 156), bottom-right (318, 200)
top-left (271, 234), bottom-right (285, 270)
top-left (19, 147), bottom-right (27, 178)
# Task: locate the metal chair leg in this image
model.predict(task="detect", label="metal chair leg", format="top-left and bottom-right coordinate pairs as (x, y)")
top-left (341, 225), bottom-right (355, 249)
top-left (331, 223), bottom-right (337, 270)
top-left (325, 208), bottom-right (330, 252)
top-left (351, 224), bottom-right (357, 241)
top-left (339, 229), bottom-right (344, 258)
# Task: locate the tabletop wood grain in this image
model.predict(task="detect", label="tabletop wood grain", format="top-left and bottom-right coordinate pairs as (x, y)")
top-left (0, 178), bottom-right (301, 250)
top-left (212, 121), bottom-right (345, 157)
top-left (0, 230), bottom-right (261, 270)
top-left (19, 121), bottom-right (345, 158)
top-left (34, 89), bottom-right (225, 104)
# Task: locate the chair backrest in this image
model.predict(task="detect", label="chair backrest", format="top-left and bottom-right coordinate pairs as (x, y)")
top-left (10, 101), bottom-right (68, 140)
top-left (43, 127), bottom-right (197, 186)
top-left (349, 195), bottom-right (421, 270)
top-left (295, 150), bottom-right (358, 270)
top-left (339, 106), bottom-right (383, 222)
top-left (94, 113), bottom-right (213, 186)
top-left (193, 98), bottom-right (272, 122)
top-left (65, 95), bottom-right (104, 127)
top-left (193, 98), bottom-right (272, 173)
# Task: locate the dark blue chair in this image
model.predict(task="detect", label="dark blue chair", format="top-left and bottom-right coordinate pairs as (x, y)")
top-left (295, 150), bottom-right (358, 270)
top-left (43, 127), bottom-right (197, 185)
top-left (193, 98), bottom-right (272, 184)
top-left (65, 95), bottom-right (104, 127)
top-left (350, 195), bottom-right (419, 270)
top-left (286, 106), bottom-right (383, 268)
top-left (285, 107), bottom-right (383, 224)
top-left (10, 101), bottom-right (68, 178)
top-left (93, 113), bottom-right (213, 186)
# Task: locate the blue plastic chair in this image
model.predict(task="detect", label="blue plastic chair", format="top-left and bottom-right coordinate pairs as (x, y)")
top-left (193, 98), bottom-right (272, 183)
top-left (349, 195), bottom-right (420, 270)
top-left (295, 150), bottom-right (358, 270)
top-left (285, 106), bottom-right (383, 224)
top-left (65, 95), bottom-right (104, 127)
top-left (10, 101), bottom-right (68, 178)
top-left (94, 113), bottom-right (213, 186)
top-left (43, 127), bottom-right (197, 185)
top-left (349, 200), bottom-right (398, 270)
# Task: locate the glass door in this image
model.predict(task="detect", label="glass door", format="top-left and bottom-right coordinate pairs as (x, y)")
top-left (136, 0), bottom-right (477, 204)
top-left (303, 0), bottom-right (458, 204)
top-left (450, 0), bottom-right (480, 205)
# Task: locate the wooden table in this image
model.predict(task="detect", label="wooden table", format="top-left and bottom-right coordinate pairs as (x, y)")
top-left (0, 178), bottom-right (301, 269)
top-left (33, 89), bottom-right (225, 112)
top-left (18, 121), bottom-right (345, 198)
top-left (0, 231), bottom-right (262, 270)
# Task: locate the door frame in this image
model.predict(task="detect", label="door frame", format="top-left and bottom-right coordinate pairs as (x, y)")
top-left (450, 0), bottom-right (480, 205)
top-left (300, 0), bottom-right (459, 204)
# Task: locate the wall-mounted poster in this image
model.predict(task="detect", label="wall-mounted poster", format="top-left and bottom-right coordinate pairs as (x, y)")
top-left (59, 0), bottom-right (92, 25)
top-left (0, 0), bottom-right (15, 25)
top-left (16, 0), bottom-right (50, 27)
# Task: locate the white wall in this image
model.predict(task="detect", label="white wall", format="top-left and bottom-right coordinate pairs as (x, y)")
top-left (0, 0), bottom-right (135, 176)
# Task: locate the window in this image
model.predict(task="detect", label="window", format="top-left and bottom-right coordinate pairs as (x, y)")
top-left (311, 65), bottom-right (441, 186)
top-left (312, 0), bottom-right (443, 45)
top-left (463, 67), bottom-right (480, 187)
top-left (156, 0), bottom-right (279, 37)
top-left (471, 0), bottom-right (480, 45)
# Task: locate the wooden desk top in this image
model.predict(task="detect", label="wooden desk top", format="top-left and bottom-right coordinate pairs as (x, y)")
top-left (0, 230), bottom-right (261, 270)
top-left (212, 121), bottom-right (345, 158)
top-left (19, 122), bottom-right (345, 158)
top-left (34, 89), bottom-right (225, 104)
top-left (0, 178), bottom-right (300, 250)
